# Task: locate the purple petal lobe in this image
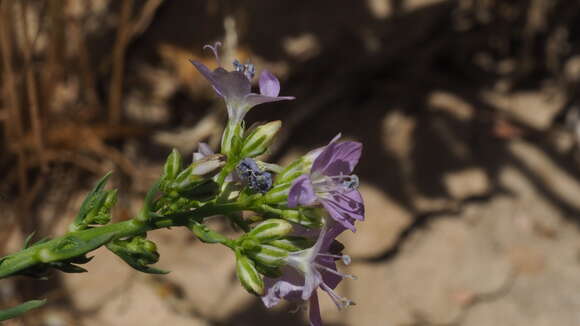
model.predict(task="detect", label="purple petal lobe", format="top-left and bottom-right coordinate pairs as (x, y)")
top-left (244, 94), bottom-right (295, 109)
top-left (212, 68), bottom-right (251, 101)
top-left (288, 175), bottom-right (317, 208)
top-left (312, 141), bottom-right (362, 176)
top-left (190, 60), bottom-right (251, 101)
top-left (189, 60), bottom-right (225, 97)
top-left (320, 190), bottom-right (365, 232)
top-left (308, 292), bottom-right (323, 326)
top-left (262, 267), bottom-right (304, 308)
top-left (259, 70), bottom-right (281, 97)
top-left (198, 142), bottom-right (214, 156)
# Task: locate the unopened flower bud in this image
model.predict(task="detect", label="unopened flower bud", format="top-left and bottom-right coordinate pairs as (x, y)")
top-left (246, 219), bottom-right (292, 243)
top-left (275, 158), bottom-right (307, 185)
top-left (240, 121), bottom-right (281, 157)
top-left (221, 122), bottom-right (244, 156)
top-left (246, 244), bottom-right (288, 268)
top-left (162, 149), bottom-right (183, 182)
top-left (268, 236), bottom-right (314, 252)
top-left (83, 189), bottom-right (117, 226)
top-left (107, 236), bottom-right (167, 274)
top-left (264, 183), bottom-right (291, 204)
top-left (172, 154), bottom-right (225, 192)
top-left (191, 154), bottom-right (226, 176)
top-left (236, 252), bottom-right (264, 296)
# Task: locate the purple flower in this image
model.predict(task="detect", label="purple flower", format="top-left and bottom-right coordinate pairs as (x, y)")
top-left (190, 42), bottom-right (294, 124)
top-left (192, 142), bottom-right (213, 161)
top-left (288, 137), bottom-right (364, 232)
top-left (261, 222), bottom-right (355, 326)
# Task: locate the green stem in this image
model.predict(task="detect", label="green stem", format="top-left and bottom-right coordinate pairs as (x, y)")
top-left (0, 202), bottom-right (243, 279)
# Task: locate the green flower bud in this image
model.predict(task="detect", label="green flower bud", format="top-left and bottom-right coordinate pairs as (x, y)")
top-left (259, 205), bottom-right (322, 228)
top-left (246, 244), bottom-right (288, 268)
top-left (162, 149), bottom-right (183, 182)
top-left (264, 183), bottom-right (291, 204)
top-left (221, 122), bottom-right (244, 156)
top-left (70, 173), bottom-right (115, 231)
top-left (254, 262), bottom-right (282, 278)
top-left (172, 154), bottom-right (226, 192)
top-left (269, 236), bottom-right (314, 252)
top-left (240, 238), bottom-right (260, 251)
top-left (246, 219), bottom-right (293, 243)
top-left (236, 252), bottom-right (264, 296)
top-left (107, 236), bottom-right (167, 274)
top-left (275, 158), bottom-right (307, 185)
top-left (240, 121), bottom-right (281, 158)
top-left (82, 189), bottom-right (117, 226)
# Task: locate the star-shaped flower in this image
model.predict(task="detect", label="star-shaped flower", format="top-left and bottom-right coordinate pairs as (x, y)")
top-left (288, 136), bottom-right (364, 232)
top-left (190, 42), bottom-right (294, 124)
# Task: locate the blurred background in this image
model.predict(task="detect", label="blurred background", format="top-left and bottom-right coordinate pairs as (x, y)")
top-left (3, 0), bottom-right (580, 325)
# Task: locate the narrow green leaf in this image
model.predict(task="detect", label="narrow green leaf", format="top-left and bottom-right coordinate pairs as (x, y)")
top-left (23, 232), bottom-right (36, 249)
top-left (73, 172), bottom-right (112, 226)
top-left (0, 299), bottom-right (46, 321)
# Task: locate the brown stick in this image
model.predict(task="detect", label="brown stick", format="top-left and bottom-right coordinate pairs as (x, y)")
top-left (0, 2), bottom-right (28, 213)
top-left (19, 1), bottom-right (46, 172)
top-left (108, 0), bottom-right (134, 124)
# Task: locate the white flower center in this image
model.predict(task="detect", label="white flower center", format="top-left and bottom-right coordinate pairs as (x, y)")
top-left (311, 173), bottom-right (359, 194)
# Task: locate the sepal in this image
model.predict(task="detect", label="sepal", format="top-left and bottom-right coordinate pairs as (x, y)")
top-left (235, 251), bottom-right (265, 296)
top-left (107, 236), bottom-right (168, 274)
top-left (245, 219), bottom-right (293, 243)
top-left (240, 120), bottom-right (281, 158)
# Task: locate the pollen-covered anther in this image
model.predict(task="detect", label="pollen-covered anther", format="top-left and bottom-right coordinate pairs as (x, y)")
top-left (317, 253), bottom-right (352, 265)
top-left (233, 59), bottom-right (256, 80)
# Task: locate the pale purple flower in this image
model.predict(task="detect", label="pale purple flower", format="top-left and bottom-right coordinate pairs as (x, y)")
top-left (190, 42), bottom-right (294, 124)
top-left (192, 142), bottom-right (213, 161)
top-left (261, 222), bottom-right (355, 326)
top-left (288, 137), bottom-right (364, 232)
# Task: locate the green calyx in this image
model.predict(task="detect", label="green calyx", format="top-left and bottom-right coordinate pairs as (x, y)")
top-left (107, 235), bottom-right (168, 275)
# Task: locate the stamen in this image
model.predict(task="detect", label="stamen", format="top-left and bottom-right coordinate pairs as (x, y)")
top-left (203, 42), bottom-right (222, 63)
top-left (320, 283), bottom-right (356, 310)
top-left (317, 253), bottom-right (352, 265)
top-left (232, 60), bottom-right (256, 80)
top-left (314, 262), bottom-right (357, 280)
top-left (289, 302), bottom-right (306, 314)
top-left (233, 59), bottom-right (244, 72)
top-left (244, 62), bottom-right (255, 80)
top-left (312, 174), bottom-right (360, 194)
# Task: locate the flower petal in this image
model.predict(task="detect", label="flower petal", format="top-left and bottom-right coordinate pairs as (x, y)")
top-left (320, 190), bottom-right (365, 232)
top-left (212, 68), bottom-right (252, 100)
top-left (198, 142), bottom-right (214, 156)
top-left (189, 60), bottom-right (251, 101)
top-left (308, 292), bottom-right (323, 326)
top-left (189, 60), bottom-right (225, 96)
top-left (244, 94), bottom-right (295, 108)
top-left (259, 70), bottom-right (280, 97)
top-left (312, 140), bottom-right (362, 176)
top-left (288, 175), bottom-right (318, 208)
top-left (262, 267), bottom-right (304, 308)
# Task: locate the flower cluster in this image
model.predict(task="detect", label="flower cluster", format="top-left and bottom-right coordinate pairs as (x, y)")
top-left (190, 43), bottom-right (365, 325)
top-left (0, 41), bottom-right (366, 323)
